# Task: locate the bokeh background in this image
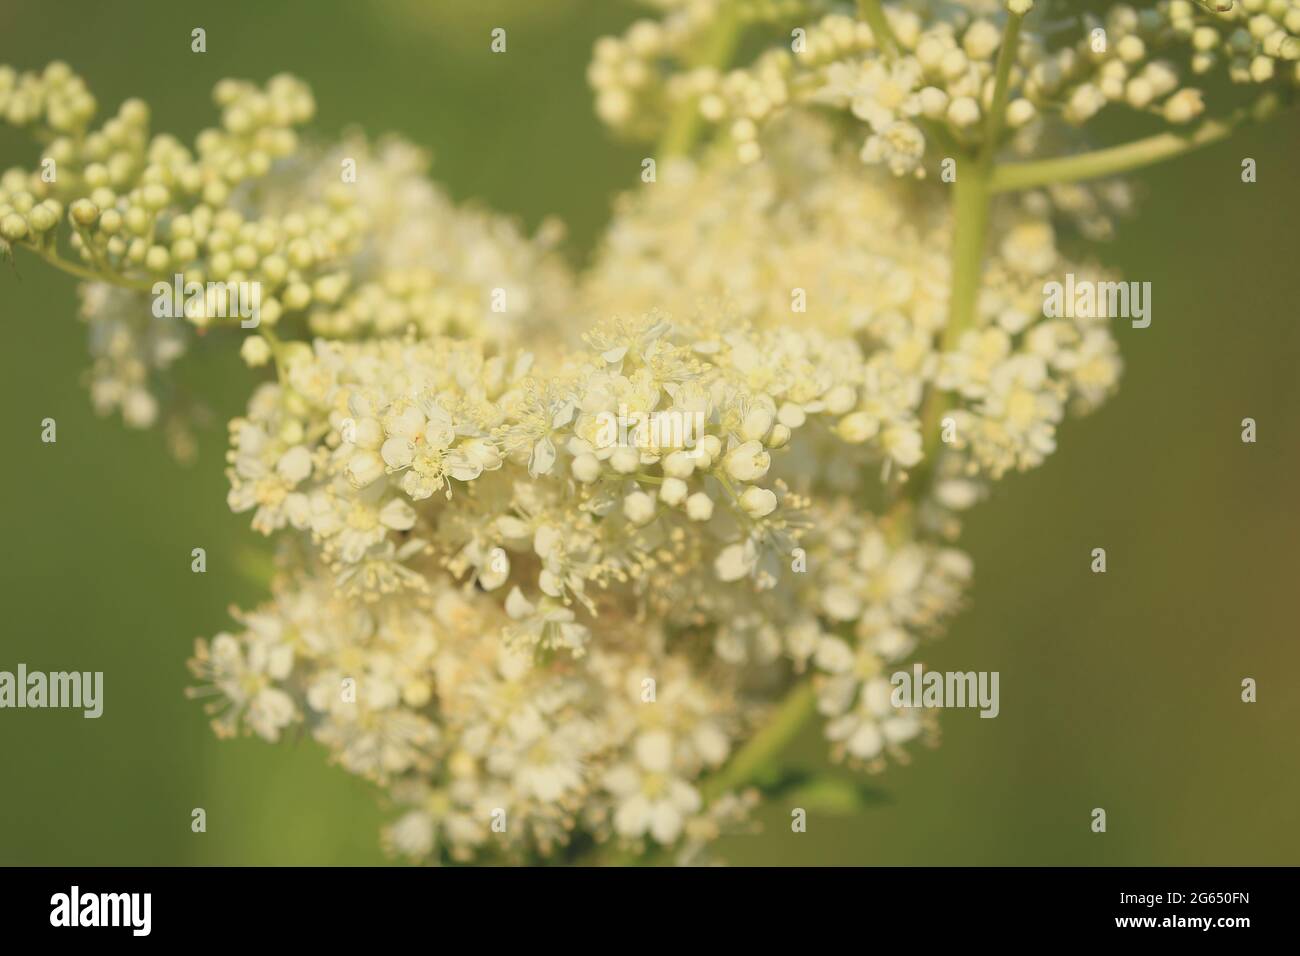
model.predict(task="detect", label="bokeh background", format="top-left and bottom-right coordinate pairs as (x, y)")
top-left (1, 0), bottom-right (1297, 866)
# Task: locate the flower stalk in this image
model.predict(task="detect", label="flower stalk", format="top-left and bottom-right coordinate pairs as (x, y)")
top-left (979, 8), bottom-right (1026, 168)
top-left (19, 239), bottom-right (152, 291)
top-left (857, 0), bottom-right (900, 57)
top-left (701, 682), bottom-right (818, 804)
top-left (990, 109), bottom-right (1249, 192)
top-left (658, 0), bottom-right (744, 158)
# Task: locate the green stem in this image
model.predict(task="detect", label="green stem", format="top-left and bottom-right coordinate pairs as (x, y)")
top-left (979, 9), bottom-right (1025, 168)
top-left (943, 167), bottom-right (992, 354)
top-left (886, 145), bottom-right (994, 526)
top-left (892, 12), bottom-right (1014, 509)
top-left (990, 112), bottom-right (1243, 192)
top-left (895, 163), bottom-right (991, 512)
top-left (20, 240), bottom-right (153, 292)
top-left (657, 0), bottom-right (744, 158)
top-left (857, 0), bottom-right (900, 57)
top-left (590, 681), bottom-right (818, 866)
top-left (73, 222), bottom-right (113, 276)
top-left (260, 323), bottom-right (290, 383)
top-left (702, 681), bottom-right (817, 803)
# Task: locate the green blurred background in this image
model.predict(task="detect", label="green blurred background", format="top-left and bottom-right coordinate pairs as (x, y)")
top-left (1, 0), bottom-right (1297, 866)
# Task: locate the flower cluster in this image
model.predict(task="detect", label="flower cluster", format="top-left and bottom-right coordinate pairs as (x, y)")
top-left (1, 64), bottom-right (572, 444)
top-left (584, 112), bottom-right (1123, 486)
top-left (223, 310), bottom-right (934, 599)
top-left (200, 300), bottom-right (982, 858)
top-left (4, 0), bottom-right (1287, 866)
top-left (589, 1), bottom-right (1299, 175)
top-left (254, 134), bottom-right (574, 350)
top-left (588, 0), bottom-right (808, 138)
top-left (191, 569), bottom-right (757, 861)
top-left (206, 299), bottom-right (988, 859)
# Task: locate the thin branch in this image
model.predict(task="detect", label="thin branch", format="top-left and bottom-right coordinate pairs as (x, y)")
top-left (979, 9), bottom-right (1026, 168)
top-left (857, 0), bottom-right (900, 57)
top-left (990, 111), bottom-right (1245, 192)
top-left (702, 681), bottom-right (818, 803)
top-left (18, 240), bottom-right (153, 292)
top-left (658, 0), bottom-right (745, 158)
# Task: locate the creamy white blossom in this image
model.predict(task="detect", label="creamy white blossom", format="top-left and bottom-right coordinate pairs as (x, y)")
top-left (3, 0), bottom-right (1289, 864)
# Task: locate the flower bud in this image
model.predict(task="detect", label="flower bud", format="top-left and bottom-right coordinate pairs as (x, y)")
top-left (572, 453), bottom-right (601, 484)
top-left (623, 490), bottom-right (656, 525)
top-left (659, 476), bottom-right (688, 506)
top-left (685, 492), bottom-right (714, 522)
top-left (69, 198), bottom-right (99, 227)
top-left (739, 486), bottom-right (777, 517)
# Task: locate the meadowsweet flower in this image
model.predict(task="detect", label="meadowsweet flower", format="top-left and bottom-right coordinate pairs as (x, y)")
top-left (605, 731), bottom-right (704, 844)
top-left (585, 112), bottom-right (1122, 490)
top-left (7, 0), bottom-right (1290, 864)
top-left (76, 283), bottom-right (187, 431)
top-left (597, 1), bottom-right (1296, 174)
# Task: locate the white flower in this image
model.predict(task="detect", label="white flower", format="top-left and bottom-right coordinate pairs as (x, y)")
top-left (739, 486), bottom-right (777, 517)
top-left (860, 120), bottom-right (927, 177)
top-left (193, 632), bottom-right (296, 742)
top-left (385, 810), bottom-right (436, 858)
top-left (724, 441), bottom-right (771, 482)
top-left (447, 438), bottom-right (503, 483)
top-left (825, 677), bottom-right (921, 762)
top-left (714, 541), bottom-right (757, 582)
top-left (604, 731), bottom-right (702, 844)
top-left (346, 449), bottom-right (386, 488)
top-left (816, 58), bottom-right (924, 131)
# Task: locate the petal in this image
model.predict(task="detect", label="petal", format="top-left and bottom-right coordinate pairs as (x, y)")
top-left (530, 437), bottom-right (556, 477)
top-left (381, 436), bottom-right (415, 469)
top-left (275, 445), bottom-right (313, 484)
top-left (614, 795), bottom-right (652, 838)
top-left (379, 498), bottom-right (417, 531)
top-left (649, 802), bottom-right (683, 844)
top-left (504, 587), bottom-right (535, 619)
